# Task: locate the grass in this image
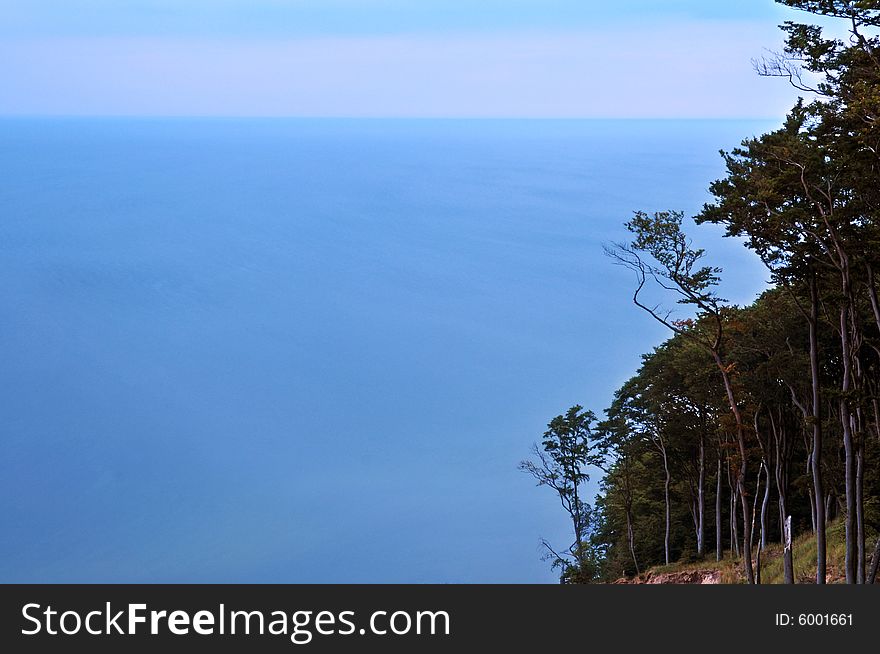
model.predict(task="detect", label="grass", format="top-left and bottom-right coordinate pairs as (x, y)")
top-left (642, 519), bottom-right (854, 584)
top-left (760, 519), bottom-right (848, 584)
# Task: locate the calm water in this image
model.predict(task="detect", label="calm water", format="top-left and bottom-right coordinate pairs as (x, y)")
top-left (0, 119), bottom-right (770, 582)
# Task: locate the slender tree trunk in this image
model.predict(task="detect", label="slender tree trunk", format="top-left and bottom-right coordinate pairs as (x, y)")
top-left (854, 377), bottom-right (866, 583)
top-left (716, 454), bottom-right (723, 562)
top-left (697, 434), bottom-right (705, 558)
top-left (730, 481), bottom-right (740, 559)
top-left (736, 462), bottom-right (753, 581)
top-left (751, 464), bottom-right (762, 553)
top-left (626, 506), bottom-right (640, 577)
top-left (661, 441), bottom-right (670, 567)
top-left (808, 486), bottom-right (817, 533)
top-left (775, 426), bottom-right (783, 547)
top-left (730, 498), bottom-right (736, 558)
top-left (856, 444), bottom-right (865, 583)
top-left (750, 465), bottom-right (764, 584)
top-left (839, 304), bottom-right (857, 584)
top-left (760, 461), bottom-right (771, 551)
top-left (772, 413), bottom-right (788, 546)
top-left (805, 442), bottom-right (816, 534)
top-left (713, 354), bottom-right (754, 583)
top-left (809, 275), bottom-right (826, 584)
top-left (778, 502), bottom-right (785, 546)
top-left (775, 427), bottom-right (793, 584)
top-left (755, 543), bottom-right (762, 585)
top-left (783, 515), bottom-right (794, 585)
top-left (727, 457), bottom-right (740, 559)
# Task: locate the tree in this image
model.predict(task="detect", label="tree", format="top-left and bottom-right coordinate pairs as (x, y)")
top-left (596, 410), bottom-right (646, 576)
top-left (700, 0), bottom-right (880, 577)
top-left (539, 0), bottom-right (880, 584)
top-left (698, 108), bottom-right (834, 583)
top-left (606, 211), bottom-right (758, 583)
top-left (519, 406), bottom-right (604, 583)
top-left (759, 0), bottom-right (880, 584)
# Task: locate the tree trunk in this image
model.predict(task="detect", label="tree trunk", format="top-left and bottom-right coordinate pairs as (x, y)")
top-left (751, 464), bottom-right (762, 553)
top-left (697, 434), bottom-right (705, 558)
top-left (760, 461), bottom-right (771, 551)
top-left (809, 275), bottom-right (826, 584)
top-left (755, 544), bottom-right (762, 585)
top-left (716, 454), bottom-right (723, 562)
top-left (805, 442), bottom-right (816, 534)
top-left (713, 353), bottom-right (754, 584)
top-left (750, 464), bottom-right (765, 583)
top-left (730, 480), bottom-right (740, 559)
top-left (661, 442), bottom-right (670, 567)
top-left (839, 304), bottom-right (857, 584)
top-left (856, 444), bottom-right (865, 583)
top-left (727, 457), bottom-right (739, 558)
top-left (783, 515), bottom-right (794, 585)
top-left (772, 412), bottom-right (790, 549)
top-left (749, 461), bottom-right (770, 584)
top-left (625, 503), bottom-right (640, 577)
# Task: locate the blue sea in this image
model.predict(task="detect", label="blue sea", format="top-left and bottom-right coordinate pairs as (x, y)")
top-left (0, 119), bottom-right (771, 582)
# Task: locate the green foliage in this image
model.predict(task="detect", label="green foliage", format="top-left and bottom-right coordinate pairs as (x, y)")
top-left (625, 211), bottom-right (724, 309)
top-left (525, 1), bottom-right (880, 583)
top-left (520, 406), bottom-right (605, 583)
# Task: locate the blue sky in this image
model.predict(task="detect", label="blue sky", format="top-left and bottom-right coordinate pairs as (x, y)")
top-left (0, 1), bottom-right (807, 117)
top-left (1, 1), bottom-right (790, 36)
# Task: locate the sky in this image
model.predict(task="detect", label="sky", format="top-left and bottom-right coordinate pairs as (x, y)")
top-left (0, 0), bottom-right (812, 117)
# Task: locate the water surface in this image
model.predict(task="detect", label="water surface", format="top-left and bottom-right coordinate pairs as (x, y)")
top-left (0, 119), bottom-right (771, 582)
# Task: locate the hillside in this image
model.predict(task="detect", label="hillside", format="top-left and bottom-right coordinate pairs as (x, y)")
top-left (615, 520), bottom-right (854, 584)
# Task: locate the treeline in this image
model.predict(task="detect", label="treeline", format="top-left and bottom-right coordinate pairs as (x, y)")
top-left (522, 1), bottom-right (880, 584)
top-left (593, 287), bottom-right (880, 583)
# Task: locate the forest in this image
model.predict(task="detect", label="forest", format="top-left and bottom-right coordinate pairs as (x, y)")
top-left (521, 0), bottom-right (880, 584)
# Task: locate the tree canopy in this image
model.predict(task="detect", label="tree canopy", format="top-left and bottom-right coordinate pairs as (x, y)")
top-left (523, 0), bottom-right (880, 584)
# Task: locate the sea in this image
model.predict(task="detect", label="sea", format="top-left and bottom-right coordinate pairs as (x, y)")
top-left (0, 118), bottom-right (772, 582)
